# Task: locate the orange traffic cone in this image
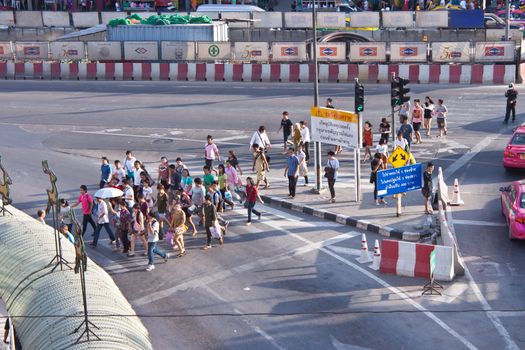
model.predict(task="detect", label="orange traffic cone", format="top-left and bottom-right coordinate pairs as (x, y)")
top-left (356, 233), bottom-right (372, 264)
top-left (370, 239), bottom-right (381, 270)
top-left (449, 178), bottom-right (464, 206)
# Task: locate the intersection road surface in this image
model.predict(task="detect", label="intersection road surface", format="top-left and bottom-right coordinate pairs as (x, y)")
top-left (0, 81), bottom-right (523, 349)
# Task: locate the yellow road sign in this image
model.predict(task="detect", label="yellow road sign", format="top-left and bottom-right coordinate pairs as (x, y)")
top-left (388, 146), bottom-right (409, 168)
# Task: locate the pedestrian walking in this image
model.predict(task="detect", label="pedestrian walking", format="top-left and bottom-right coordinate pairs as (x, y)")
top-left (399, 100), bottom-right (411, 124)
top-left (59, 224), bottom-right (76, 244)
top-left (72, 185), bottom-right (96, 236)
top-left (411, 99), bottom-right (424, 144)
top-left (179, 190), bottom-right (197, 236)
top-left (180, 168), bottom-right (193, 194)
top-left (325, 151), bottom-right (339, 203)
top-left (225, 160), bottom-right (242, 201)
top-left (203, 165), bottom-right (217, 194)
top-left (252, 144), bottom-right (270, 189)
top-left (249, 126), bottom-right (271, 153)
top-left (376, 138), bottom-right (389, 169)
top-left (277, 111), bottom-right (293, 153)
top-left (190, 177), bottom-right (205, 227)
top-left (423, 96), bottom-right (434, 136)
top-left (37, 209), bottom-right (46, 224)
top-left (59, 198), bottom-right (73, 232)
top-left (326, 98), bottom-right (335, 109)
top-left (435, 99), bottom-right (448, 137)
top-left (227, 150), bottom-right (243, 176)
top-left (145, 212), bottom-right (169, 272)
top-left (422, 162), bottom-right (435, 214)
top-left (123, 150), bottom-right (136, 180)
top-left (504, 83), bottom-right (518, 124)
top-left (299, 121), bottom-right (311, 161)
top-left (204, 135), bottom-right (221, 170)
top-left (100, 156), bottom-right (112, 188)
top-left (297, 143), bottom-right (309, 186)
top-left (371, 153), bottom-right (387, 205)
top-left (202, 194), bottom-right (224, 249)
top-left (123, 179), bottom-right (135, 210)
top-left (290, 123), bottom-right (301, 151)
top-left (284, 148), bottom-right (299, 199)
top-left (157, 156), bottom-right (170, 189)
top-left (362, 121), bottom-right (373, 162)
top-left (129, 203), bottom-right (148, 257)
top-left (218, 164), bottom-right (235, 210)
top-left (91, 197), bottom-right (116, 248)
top-left (155, 184), bottom-right (169, 236)
top-left (169, 202), bottom-right (187, 256)
top-left (117, 199), bottom-right (131, 254)
top-left (113, 160), bottom-right (126, 186)
top-left (399, 116), bottom-right (414, 149)
top-left (132, 160), bottom-right (144, 198)
top-left (245, 177), bottom-right (263, 225)
top-left (394, 131), bottom-right (409, 152)
top-left (378, 117), bottom-right (391, 143)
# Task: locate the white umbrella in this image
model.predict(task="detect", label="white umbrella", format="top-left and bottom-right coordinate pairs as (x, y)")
top-left (94, 187), bottom-right (124, 199)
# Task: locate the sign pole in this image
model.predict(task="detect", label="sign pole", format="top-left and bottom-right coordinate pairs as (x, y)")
top-left (355, 78), bottom-right (363, 202)
top-left (391, 72), bottom-right (396, 150)
top-left (312, 0), bottom-right (322, 194)
top-left (505, 0), bottom-right (510, 41)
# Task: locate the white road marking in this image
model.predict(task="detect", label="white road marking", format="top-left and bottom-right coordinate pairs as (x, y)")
top-left (490, 311), bottom-right (525, 318)
top-left (131, 232), bottom-right (355, 307)
top-left (447, 209), bottom-right (520, 350)
top-left (327, 246), bottom-right (361, 256)
top-left (443, 132), bottom-right (503, 181)
top-left (453, 219), bottom-right (506, 227)
top-left (261, 209), bottom-right (479, 350)
top-left (203, 285), bottom-right (286, 350)
top-left (70, 130), bottom-right (245, 146)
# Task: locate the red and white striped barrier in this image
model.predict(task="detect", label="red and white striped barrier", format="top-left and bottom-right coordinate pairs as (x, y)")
top-left (0, 62), bottom-right (515, 84)
top-left (380, 239), bottom-right (454, 281)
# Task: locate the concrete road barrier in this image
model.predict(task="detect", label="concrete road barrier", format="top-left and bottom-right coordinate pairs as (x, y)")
top-left (0, 62), bottom-right (516, 84)
top-left (380, 239), bottom-right (455, 281)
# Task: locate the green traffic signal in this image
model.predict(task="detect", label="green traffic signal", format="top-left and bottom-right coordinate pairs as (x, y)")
top-left (391, 77), bottom-right (410, 107)
top-left (355, 82), bottom-right (364, 112)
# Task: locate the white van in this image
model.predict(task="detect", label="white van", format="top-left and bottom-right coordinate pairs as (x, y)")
top-left (196, 4), bottom-right (265, 12)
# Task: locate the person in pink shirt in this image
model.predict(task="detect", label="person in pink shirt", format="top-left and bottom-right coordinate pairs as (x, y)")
top-left (204, 135), bottom-right (221, 170)
top-left (411, 99), bottom-right (424, 144)
top-left (71, 185), bottom-right (96, 236)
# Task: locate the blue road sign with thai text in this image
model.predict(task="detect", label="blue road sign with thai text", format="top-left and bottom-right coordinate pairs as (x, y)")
top-left (377, 163), bottom-right (422, 197)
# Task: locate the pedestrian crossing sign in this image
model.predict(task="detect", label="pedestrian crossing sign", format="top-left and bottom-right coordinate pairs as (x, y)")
top-left (388, 146), bottom-right (409, 168)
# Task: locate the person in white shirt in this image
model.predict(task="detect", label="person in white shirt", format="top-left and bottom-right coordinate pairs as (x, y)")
top-left (299, 121), bottom-right (311, 162)
top-left (123, 150), bottom-right (136, 180)
top-left (91, 197), bottom-right (116, 248)
top-left (249, 126), bottom-right (271, 152)
top-left (113, 160), bottom-right (126, 186)
top-left (459, 0), bottom-right (466, 9)
top-left (132, 160), bottom-right (143, 197)
top-left (325, 151), bottom-right (339, 203)
top-left (394, 131), bottom-right (409, 152)
top-left (145, 212), bottom-right (169, 272)
top-left (123, 179), bottom-right (135, 209)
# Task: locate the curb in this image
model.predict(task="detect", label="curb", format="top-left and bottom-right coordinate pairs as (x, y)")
top-left (261, 195), bottom-right (431, 242)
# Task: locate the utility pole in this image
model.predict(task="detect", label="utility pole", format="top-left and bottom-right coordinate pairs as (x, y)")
top-left (312, 0), bottom-right (322, 194)
top-left (354, 78), bottom-right (364, 202)
top-left (505, 0), bottom-right (510, 41)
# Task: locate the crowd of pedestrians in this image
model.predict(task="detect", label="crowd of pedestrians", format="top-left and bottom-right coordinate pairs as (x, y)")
top-left (47, 96), bottom-right (449, 271)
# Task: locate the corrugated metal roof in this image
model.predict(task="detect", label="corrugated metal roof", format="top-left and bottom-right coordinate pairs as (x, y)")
top-left (0, 206), bottom-right (153, 350)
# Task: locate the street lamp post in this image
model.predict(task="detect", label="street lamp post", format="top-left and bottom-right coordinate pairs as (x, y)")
top-left (505, 0), bottom-right (510, 41)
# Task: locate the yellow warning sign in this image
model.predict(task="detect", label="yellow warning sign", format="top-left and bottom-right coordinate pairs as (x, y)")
top-left (388, 146), bottom-right (409, 168)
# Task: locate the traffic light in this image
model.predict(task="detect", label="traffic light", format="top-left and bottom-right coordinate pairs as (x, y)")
top-left (391, 77), bottom-right (410, 107)
top-left (355, 82), bottom-right (364, 112)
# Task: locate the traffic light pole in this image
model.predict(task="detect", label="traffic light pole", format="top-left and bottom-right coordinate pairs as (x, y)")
top-left (391, 72), bottom-right (396, 150)
top-left (355, 78), bottom-right (362, 202)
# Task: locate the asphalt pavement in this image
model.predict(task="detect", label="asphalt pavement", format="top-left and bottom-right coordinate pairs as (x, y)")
top-left (0, 81), bottom-right (523, 350)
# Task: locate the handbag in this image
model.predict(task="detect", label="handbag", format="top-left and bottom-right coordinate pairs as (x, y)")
top-left (133, 221), bottom-right (143, 232)
top-left (165, 230), bottom-right (174, 246)
top-left (210, 224), bottom-right (222, 238)
top-left (175, 225), bottom-right (188, 235)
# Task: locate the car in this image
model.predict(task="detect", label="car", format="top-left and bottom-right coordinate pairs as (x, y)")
top-left (503, 125), bottom-right (525, 170)
top-left (500, 181), bottom-right (525, 239)
top-left (484, 12), bottom-right (525, 30)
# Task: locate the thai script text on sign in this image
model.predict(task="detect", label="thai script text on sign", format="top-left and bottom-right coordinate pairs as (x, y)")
top-left (311, 107), bottom-right (358, 149)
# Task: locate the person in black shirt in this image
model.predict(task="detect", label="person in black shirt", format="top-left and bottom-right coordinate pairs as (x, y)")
top-left (326, 98), bottom-right (335, 109)
top-left (277, 111), bottom-right (293, 152)
top-left (378, 117), bottom-right (391, 142)
top-left (371, 153), bottom-right (386, 205)
top-left (422, 162), bottom-right (435, 214)
top-left (504, 83), bottom-right (518, 124)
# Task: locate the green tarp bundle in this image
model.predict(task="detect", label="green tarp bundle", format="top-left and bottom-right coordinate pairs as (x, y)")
top-left (108, 14), bottom-right (213, 27)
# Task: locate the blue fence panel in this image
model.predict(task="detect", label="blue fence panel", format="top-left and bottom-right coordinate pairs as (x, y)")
top-left (448, 9), bottom-right (484, 29)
